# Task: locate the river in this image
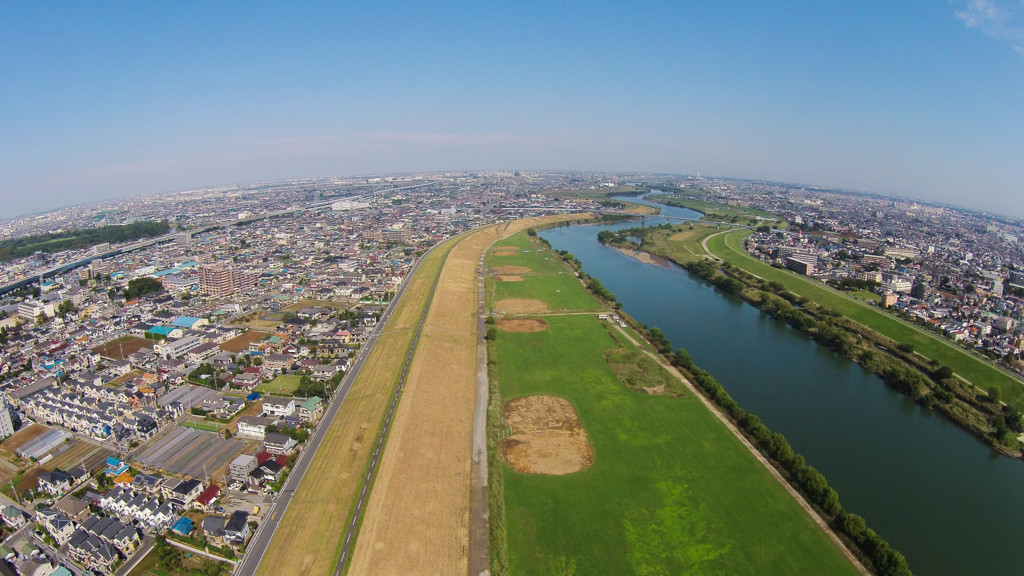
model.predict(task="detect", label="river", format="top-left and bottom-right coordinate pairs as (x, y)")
top-left (539, 196), bottom-right (1024, 576)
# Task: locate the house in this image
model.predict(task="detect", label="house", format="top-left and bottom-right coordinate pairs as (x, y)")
top-left (235, 416), bottom-right (270, 441)
top-left (36, 507), bottom-right (76, 545)
top-left (312, 361), bottom-right (344, 380)
top-left (105, 456), bottom-right (129, 477)
top-left (299, 396), bottom-right (323, 423)
top-left (223, 510), bottom-right (250, 543)
top-left (261, 396), bottom-right (296, 417)
top-left (0, 506), bottom-right (26, 529)
top-left (193, 485), bottom-right (221, 510)
top-left (131, 472), bottom-right (164, 495)
top-left (264, 432), bottom-right (297, 454)
top-left (135, 413), bottom-right (158, 438)
top-left (162, 477), bottom-right (203, 507)
top-left (202, 515), bottom-right (227, 546)
top-left (55, 495), bottom-right (90, 523)
top-left (262, 353), bottom-right (294, 372)
top-left (37, 469), bottom-right (74, 497)
top-left (230, 454), bottom-right (258, 482)
top-left (231, 372), bottom-right (261, 389)
top-left (67, 528), bottom-right (119, 574)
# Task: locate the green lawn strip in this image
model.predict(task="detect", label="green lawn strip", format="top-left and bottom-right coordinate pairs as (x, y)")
top-left (497, 314), bottom-right (859, 576)
top-left (493, 273), bottom-right (604, 312)
top-left (706, 229), bottom-right (1024, 407)
top-left (488, 233), bottom-right (605, 312)
top-left (256, 375), bottom-right (303, 395)
top-left (181, 420), bottom-right (226, 432)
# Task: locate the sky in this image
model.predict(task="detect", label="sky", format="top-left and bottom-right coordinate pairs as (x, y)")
top-left (2, 1), bottom-right (1024, 218)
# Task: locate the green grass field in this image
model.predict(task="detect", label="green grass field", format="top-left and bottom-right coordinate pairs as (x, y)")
top-left (487, 233), bottom-right (604, 312)
top-left (495, 314), bottom-right (860, 576)
top-left (703, 229), bottom-right (1024, 408)
top-left (182, 419), bottom-right (226, 432)
top-left (256, 374), bottom-right (303, 395)
top-left (489, 231), bottom-right (861, 576)
top-left (649, 194), bottom-right (788, 227)
top-left (641, 223), bottom-right (732, 265)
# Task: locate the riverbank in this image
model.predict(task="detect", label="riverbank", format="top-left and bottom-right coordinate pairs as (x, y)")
top-left (608, 244), bottom-right (671, 268)
top-left (605, 226), bottom-right (1024, 458)
top-left (489, 226), bottom-right (889, 576)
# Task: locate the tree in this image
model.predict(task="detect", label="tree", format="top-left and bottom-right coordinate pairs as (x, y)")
top-left (988, 386), bottom-right (1002, 404)
top-left (56, 300), bottom-right (78, 318)
top-left (840, 513), bottom-right (867, 544)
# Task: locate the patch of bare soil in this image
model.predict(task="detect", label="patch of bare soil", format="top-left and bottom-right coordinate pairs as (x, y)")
top-left (495, 298), bottom-right (549, 314)
top-left (496, 318), bottom-right (549, 333)
top-left (1, 424), bottom-right (50, 452)
top-left (495, 275), bottom-right (523, 282)
top-left (493, 247), bottom-right (520, 256)
top-left (493, 266), bottom-right (532, 275)
top-left (501, 395), bottom-right (592, 475)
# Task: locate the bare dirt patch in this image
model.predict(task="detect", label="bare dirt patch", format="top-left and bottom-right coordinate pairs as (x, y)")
top-left (493, 266), bottom-right (532, 275)
top-left (493, 247), bottom-right (520, 256)
top-left (1, 424), bottom-right (50, 452)
top-left (495, 275), bottom-right (523, 282)
top-left (220, 330), bottom-right (272, 353)
top-left (501, 396), bottom-right (593, 475)
top-left (91, 336), bottom-right (152, 360)
top-left (496, 318), bottom-right (549, 333)
top-left (495, 298), bottom-right (549, 314)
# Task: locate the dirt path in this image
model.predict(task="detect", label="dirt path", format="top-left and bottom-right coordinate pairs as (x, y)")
top-left (610, 323), bottom-right (872, 576)
top-left (700, 229), bottom-right (730, 261)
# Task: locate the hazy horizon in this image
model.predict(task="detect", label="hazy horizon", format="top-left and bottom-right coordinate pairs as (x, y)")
top-left (3, 1), bottom-right (1024, 218)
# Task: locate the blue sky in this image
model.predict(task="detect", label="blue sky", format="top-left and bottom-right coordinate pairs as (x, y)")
top-left (2, 1), bottom-right (1024, 217)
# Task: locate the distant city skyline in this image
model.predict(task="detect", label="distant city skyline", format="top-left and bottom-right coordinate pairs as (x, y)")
top-left (3, 1), bottom-right (1024, 218)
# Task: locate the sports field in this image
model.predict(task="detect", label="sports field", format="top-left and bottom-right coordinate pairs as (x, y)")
top-left (489, 232), bottom-right (863, 576)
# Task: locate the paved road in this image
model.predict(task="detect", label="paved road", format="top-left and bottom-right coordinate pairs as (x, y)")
top-left (233, 242), bottom-right (438, 576)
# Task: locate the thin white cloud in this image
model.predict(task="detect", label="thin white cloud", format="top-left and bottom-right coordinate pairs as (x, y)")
top-left (356, 131), bottom-right (557, 147)
top-left (954, 0), bottom-right (1024, 53)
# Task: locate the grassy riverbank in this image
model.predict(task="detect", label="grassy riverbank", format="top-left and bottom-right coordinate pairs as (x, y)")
top-left (487, 231), bottom-right (865, 576)
top-left (611, 220), bottom-right (1024, 454)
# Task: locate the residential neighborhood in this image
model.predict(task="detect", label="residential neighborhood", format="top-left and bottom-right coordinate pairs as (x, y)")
top-left (0, 173), bottom-right (602, 575)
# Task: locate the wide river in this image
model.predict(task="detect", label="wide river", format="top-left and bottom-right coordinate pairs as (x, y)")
top-left (539, 196), bottom-right (1024, 576)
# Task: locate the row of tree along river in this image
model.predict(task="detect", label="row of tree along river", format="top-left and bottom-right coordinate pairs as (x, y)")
top-left (539, 196), bottom-right (1024, 576)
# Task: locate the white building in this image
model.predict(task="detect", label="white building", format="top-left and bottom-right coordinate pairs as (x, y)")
top-left (18, 300), bottom-right (53, 321)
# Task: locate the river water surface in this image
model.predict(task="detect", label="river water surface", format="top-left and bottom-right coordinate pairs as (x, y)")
top-left (539, 197), bottom-right (1024, 576)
